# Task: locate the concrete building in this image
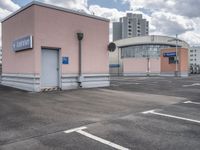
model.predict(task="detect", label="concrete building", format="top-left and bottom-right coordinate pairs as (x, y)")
top-left (109, 35), bottom-right (190, 77)
top-left (189, 47), bottom-right (200, 65)
top-left (113, 13), bottom-right (149, 41)
top-left (1, 1), bottom-right (110, 92)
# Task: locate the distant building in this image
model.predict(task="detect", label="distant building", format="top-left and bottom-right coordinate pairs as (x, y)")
top-left (113, 13), bottom-right (149, 41)
top-left (189, 47), bottom-right (200, 65)
top-left (109, 35), bottom-right (190, 77)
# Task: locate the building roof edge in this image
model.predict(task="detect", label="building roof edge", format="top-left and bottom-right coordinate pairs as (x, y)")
top-left (1, 1), bottom-right (110, 23)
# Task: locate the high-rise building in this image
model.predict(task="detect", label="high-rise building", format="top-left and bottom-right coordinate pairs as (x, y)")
top-left (113, 13), bottom-right (149, 41)
top-left (189, 47), bottom-right (200, 65)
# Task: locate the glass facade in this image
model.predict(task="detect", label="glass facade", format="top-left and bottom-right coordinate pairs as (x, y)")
top-left (121, 44), bottom-right (175, 58)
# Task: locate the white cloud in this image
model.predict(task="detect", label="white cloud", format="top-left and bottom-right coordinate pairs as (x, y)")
top-left (122, 0), bottom-right (200, 46)
top-left (41, 0), bottom-right (90, 13)
top-left (89, 5), bottom-right (125, 21)
top-left (0, 0), bottom-right (20, 12)
top-left (151, 12), bottom-right (194, 35)
top-left (0, 0), bottom-right (20, 47)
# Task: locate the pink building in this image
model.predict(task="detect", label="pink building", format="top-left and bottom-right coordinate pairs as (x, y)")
top-left (1, 1), bottom-right (110, 92)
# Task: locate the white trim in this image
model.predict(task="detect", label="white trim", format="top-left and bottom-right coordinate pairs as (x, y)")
top-left (62, 73), bottom-right (110, 78)
top-left (2, 73), bottom-right (40, 78)
top-left (1, 73), bottom-right (40, 91)
top-left (1, 73), bottom-right (110, 91)
top-left (61, 75), bottom-right (110, 89)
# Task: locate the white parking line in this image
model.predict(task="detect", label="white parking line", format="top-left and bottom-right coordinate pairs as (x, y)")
top-left (77, 130), bottom-right (129, 150)
top-left (64, 126), bottom-right (130, 150)
top-left (142, 110), bottom-right (200, 124)
top-left (64, 126), bottom-right (87, 134)
top-left (183, 83), bottom-right (200, 87)
top-left (184, 101), bottom-right (200, 105)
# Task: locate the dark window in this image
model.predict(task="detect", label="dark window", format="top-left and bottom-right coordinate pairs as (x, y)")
top-left (169, 57), bottom-right (177, 64)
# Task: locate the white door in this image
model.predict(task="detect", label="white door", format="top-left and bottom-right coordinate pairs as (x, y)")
top-left (41, 49), bottom-right (59, 88)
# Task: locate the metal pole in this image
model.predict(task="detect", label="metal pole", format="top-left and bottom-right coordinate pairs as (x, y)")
top-left (118, 48), bottom-right (119, 76)
top-left (77, 32), bottom-right (83, 87)
top-left (175, 34), bottom-right (178, 76)
top-left (79, 40), bottom-right (82, 77)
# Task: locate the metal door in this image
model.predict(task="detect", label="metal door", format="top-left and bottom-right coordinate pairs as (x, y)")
top-left (41, 49), bottom-right (59, 88)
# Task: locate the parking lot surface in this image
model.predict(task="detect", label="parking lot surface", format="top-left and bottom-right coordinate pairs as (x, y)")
top-left (0, 75), bottom-right (200, 150)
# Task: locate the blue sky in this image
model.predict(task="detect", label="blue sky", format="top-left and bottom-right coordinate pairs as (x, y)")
top-left (12, 0), bottom-right (129, 11)
top-left (88, 0), bottom-right (129, 11)
top-left (12, 0), bottom-right (32, 6)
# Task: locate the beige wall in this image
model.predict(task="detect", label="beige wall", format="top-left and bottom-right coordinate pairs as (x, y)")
top-left (2, 4), bottom-right (109, 75)
top-left (123, 58), bottom-right (147, 74)
top-left (34, 5), bottom-right (109, 75)
top-left (2, 6), bottom-right (36, 74)
top-left (149, 58), bottom-right (160, 73)
top-left (123, 58), bottom-right (160, 74)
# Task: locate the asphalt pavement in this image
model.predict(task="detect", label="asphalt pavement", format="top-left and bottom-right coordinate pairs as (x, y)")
top-left (0, 75), bottom-right (200, 150)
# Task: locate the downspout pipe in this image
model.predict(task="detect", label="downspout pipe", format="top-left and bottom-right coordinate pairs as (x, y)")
top-left (77, 32), bottom-right (84, 87)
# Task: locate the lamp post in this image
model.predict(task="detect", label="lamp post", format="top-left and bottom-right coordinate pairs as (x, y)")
top-left (175, 34), bottom-right (178, 76)
top-left (168, 34), bottom-right (182, 76)
top-left (77, 32), bottom-right (84, 87)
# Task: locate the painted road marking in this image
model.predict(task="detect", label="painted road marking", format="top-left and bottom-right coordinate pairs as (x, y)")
top-left (183, 83), bottom-right (200, 87)
top-left (142, 110), bottom-right (200, 124)
top-left (64, 126), bottom-right (87, 134)
top-left (184, 101), bottom-right (200, 105)
top-left (77, 130), bottom-right (129, 150)
top-left (64, 126), bottom-right (130, 150)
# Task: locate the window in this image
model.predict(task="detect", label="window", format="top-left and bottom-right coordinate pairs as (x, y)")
top-left (169, 57), bottom-right (177, 64)
top-left (121, 44), bottom-right (171, 59)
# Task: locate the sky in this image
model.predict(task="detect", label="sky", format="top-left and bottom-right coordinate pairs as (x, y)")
top-left (0, 0), bottom-right (200, 47)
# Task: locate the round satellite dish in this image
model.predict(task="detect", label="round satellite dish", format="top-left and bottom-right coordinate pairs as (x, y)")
top-left (108, 42), bottom-right (116, 52)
